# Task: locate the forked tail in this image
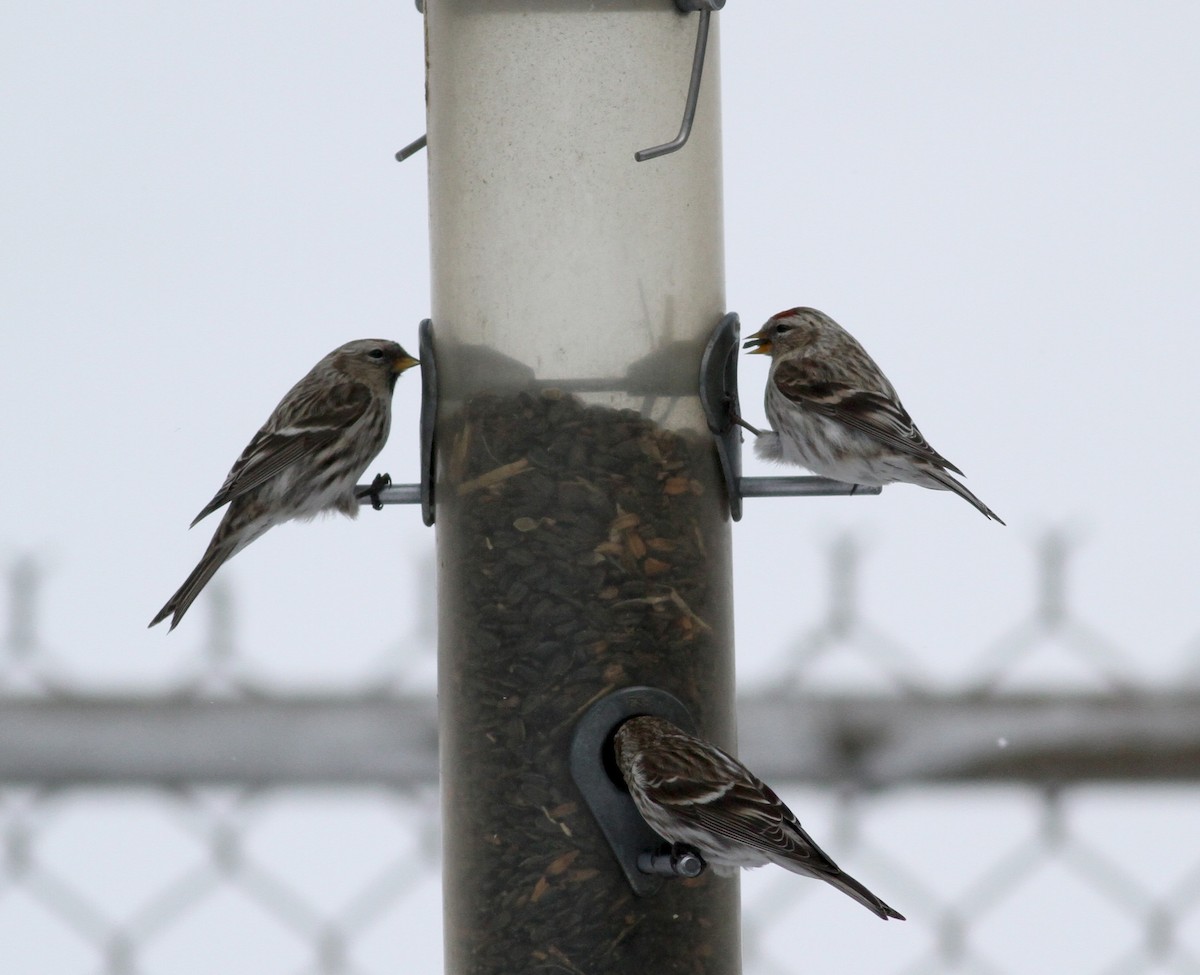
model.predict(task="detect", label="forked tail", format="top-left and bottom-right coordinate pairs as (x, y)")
top-left (149, 537), bottom-right (238, 631)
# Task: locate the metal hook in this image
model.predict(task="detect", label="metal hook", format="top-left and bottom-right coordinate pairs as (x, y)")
top-left (395, 134), bottom-right (427, 163)
top-left (635, 0), bottom-right (725, 163)
top-left (393, 1), bottom-right (427, 159)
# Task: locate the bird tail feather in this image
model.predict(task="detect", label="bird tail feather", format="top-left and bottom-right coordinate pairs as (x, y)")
top-left (823, 869), bottom-right (906, 921)
top-left (149, 536), bottom-right (238, 631)
top-left (926, 467), bottom-right (1004, 524)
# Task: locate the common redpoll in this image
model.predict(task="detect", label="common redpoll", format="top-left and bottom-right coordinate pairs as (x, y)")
top-left (150, 339), bottom-right (419, 631)
top-left (614, 715), bottom-right (904, 920)
top-left (743, 307), bottom-right (1002, 523)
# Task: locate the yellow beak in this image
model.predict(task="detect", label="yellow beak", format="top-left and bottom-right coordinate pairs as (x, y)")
top-left (393, 354), bottom-right (420, 373)
top-left (742, 330), bottom-right (772, 355)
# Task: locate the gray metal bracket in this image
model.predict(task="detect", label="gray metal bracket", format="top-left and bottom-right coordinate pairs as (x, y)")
top-left (358, 314), bottom-right (879, 521)
top-left (569, 686), bottom-right (700, 896)
top-left (699, 312), bottom-right (745, 520)
top-left (417, 319), bottom-right (437, 526)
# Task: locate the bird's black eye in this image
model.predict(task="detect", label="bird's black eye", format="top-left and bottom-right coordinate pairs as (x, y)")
top-left (774, 322), bottom-right (792, 334)
top-left (368, 348), bottom-right (385, 359)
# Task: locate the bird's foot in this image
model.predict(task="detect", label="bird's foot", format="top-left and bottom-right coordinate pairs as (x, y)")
top-left (730, 409), bottom-right (764, 437)
top-left (357, 472), bottom-right (392, 510)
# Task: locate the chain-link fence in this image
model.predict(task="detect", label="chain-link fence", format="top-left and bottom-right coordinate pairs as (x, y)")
top-left (3, 534), bottom-right (1199, 974)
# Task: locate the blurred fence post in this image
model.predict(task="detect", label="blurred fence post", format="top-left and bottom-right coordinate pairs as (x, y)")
top-left (424, 1), bottom-right (740, 972)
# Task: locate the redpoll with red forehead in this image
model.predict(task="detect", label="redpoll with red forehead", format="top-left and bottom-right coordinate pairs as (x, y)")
top-left (614, 715), bottom-right (904, 920)
top-left (150, 339), bottom-right (419, 630)
top-left (743, 307), bottom-right (1002, 523)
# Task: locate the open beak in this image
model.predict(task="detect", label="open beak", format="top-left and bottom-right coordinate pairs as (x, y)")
top-left (742, 330), bottom-right (772, 355)
top-left (393, 353), bottom-right (420, 373)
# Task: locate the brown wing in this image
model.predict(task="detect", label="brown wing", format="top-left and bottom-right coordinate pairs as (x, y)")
top-left (191, 380), bottom-right (372, 526)
top-left (771, 356), bottom-right (963, 475)
top-left (643, 732), bottom-right (841, 872)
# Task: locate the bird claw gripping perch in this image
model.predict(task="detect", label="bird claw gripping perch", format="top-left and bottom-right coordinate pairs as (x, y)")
top-left (358, 473), bottom-right (392, 510)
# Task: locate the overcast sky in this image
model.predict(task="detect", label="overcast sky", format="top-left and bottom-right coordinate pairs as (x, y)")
top-left (3, 2), bottom-right (1199, 971)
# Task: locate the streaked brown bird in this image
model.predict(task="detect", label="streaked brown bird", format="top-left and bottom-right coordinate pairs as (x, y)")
top-left (615, 715), bottom-right (905, 921)
top-left (150, 339), bottom-right (419, 630)
top-left (743, 306), bottom-right (1002, 523)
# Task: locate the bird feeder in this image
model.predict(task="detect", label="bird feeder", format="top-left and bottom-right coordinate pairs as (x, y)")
top-left (426, 1), bottom-right (739, 972)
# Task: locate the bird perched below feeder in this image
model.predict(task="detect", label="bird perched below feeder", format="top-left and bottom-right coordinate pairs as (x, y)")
top-left (614, 715), bottom-right (905, 921)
